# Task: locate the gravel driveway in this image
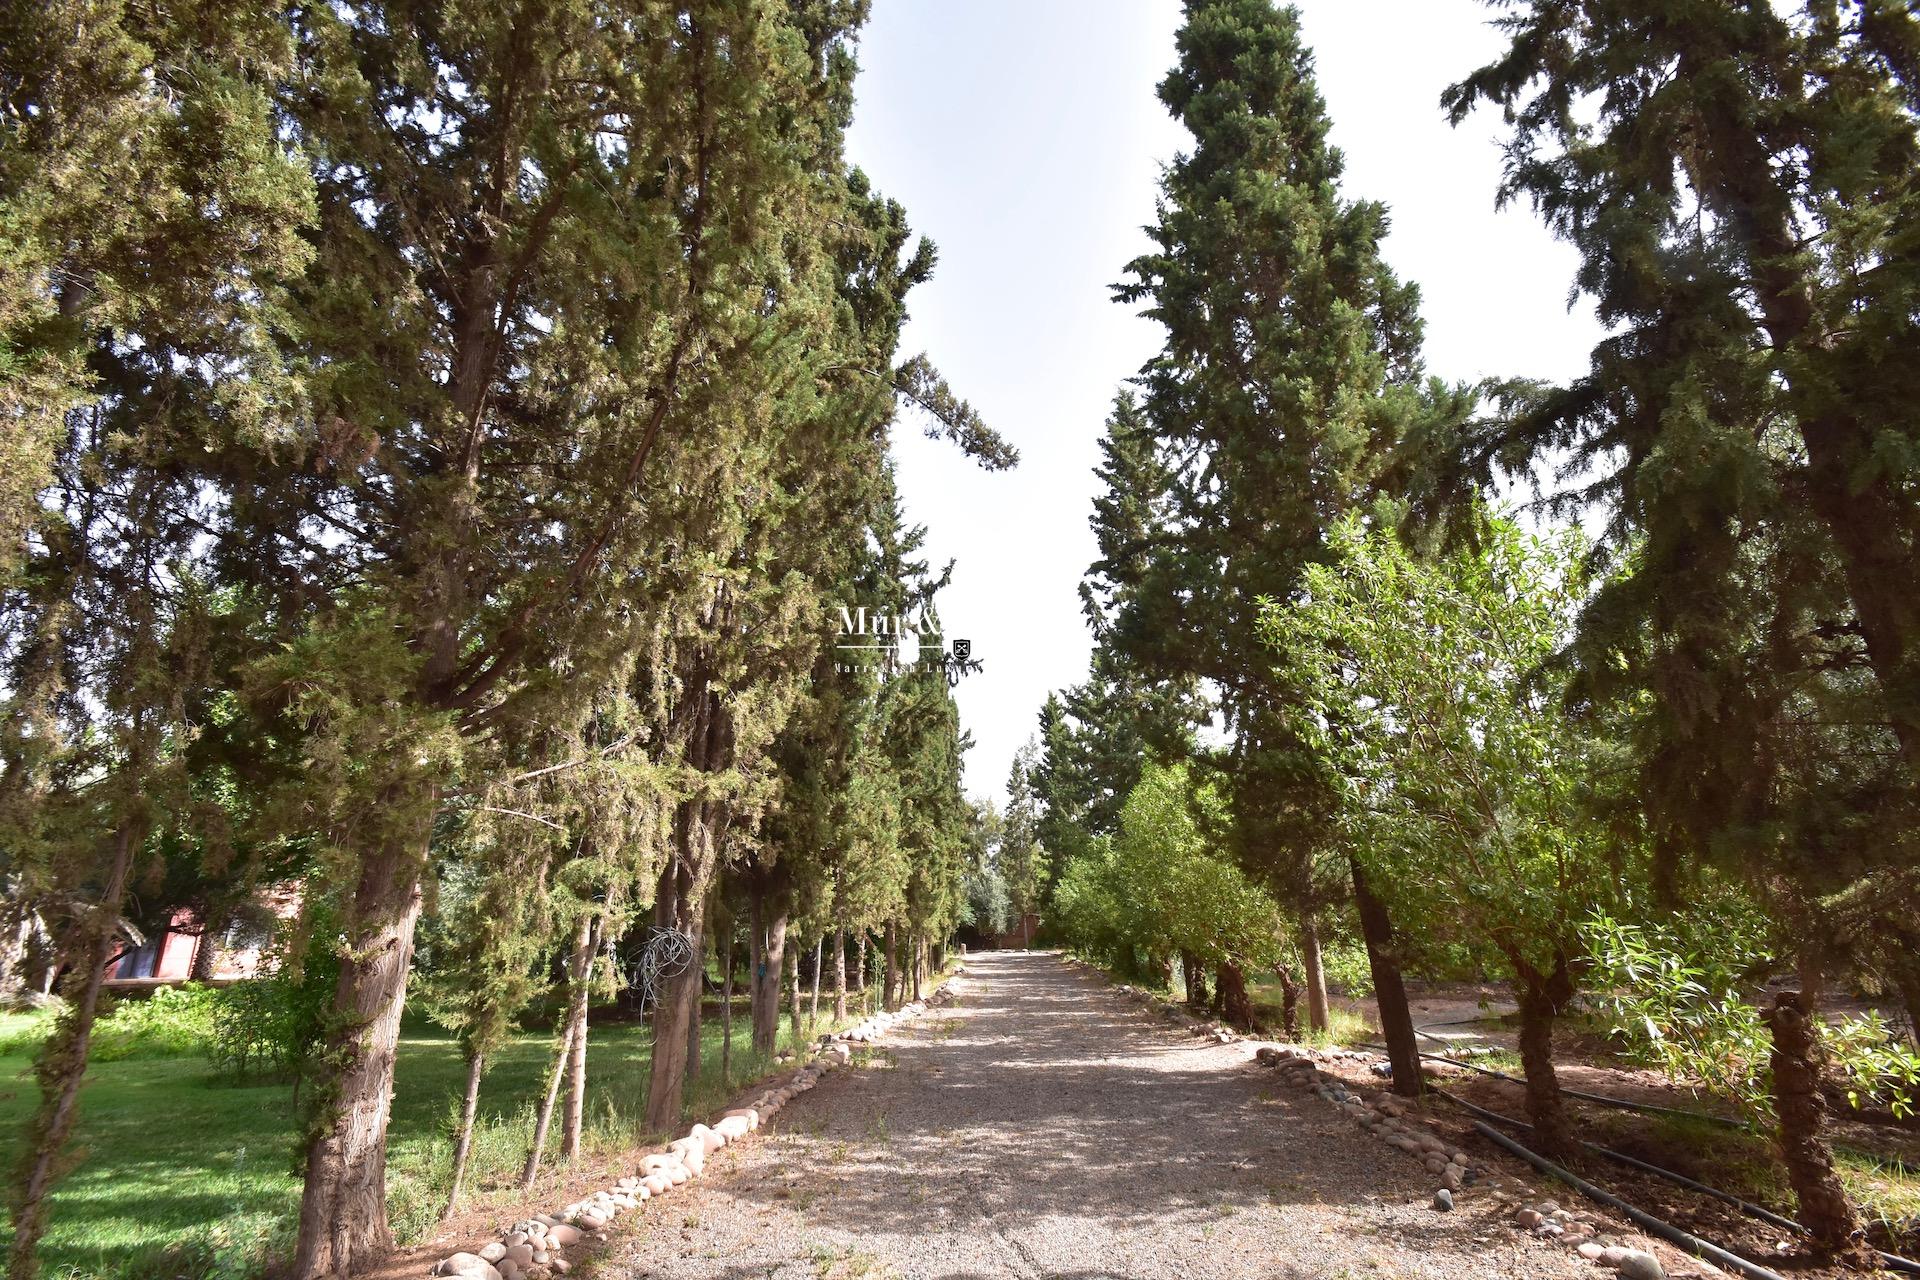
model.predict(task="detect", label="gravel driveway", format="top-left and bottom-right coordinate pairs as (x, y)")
top-left (609, 950), bottom-right (1584, 1279)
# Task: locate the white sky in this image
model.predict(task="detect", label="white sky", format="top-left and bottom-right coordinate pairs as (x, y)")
top-left (845, 0), bottom-right (1605, 806)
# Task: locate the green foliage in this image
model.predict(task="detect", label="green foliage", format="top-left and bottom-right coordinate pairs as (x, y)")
top-left (1033, 645), bottom-right (1204, 882)
top-left (89, 987), bottom-right (222, 1064)
top-left (1319, 939), bottom-right (1374, 1000)
top-left (207, 905), bottom-right (343, 1082)
top-left (1053, 764), bottom-right (1284, 976)
top-left (1583, 912), bottom-right (1775, 1118)
top-left (1429, 0), bottom-right (1920, 1021)
top-left (0, 1009), bottom-right (59, 1057)
top-left (1264, 513), bottom-right (1634, 988)
top-left (964, 864), bottom-right (1010, 938)
top-left (1088, 0), bottom-right (1466, 933)
top-left (1586, 912), bottom-right (1920, 1122)
top-left (999, 742), bottom-right (1048, 923)
top-left (1823, 1015), bottom-right (1920, 1122)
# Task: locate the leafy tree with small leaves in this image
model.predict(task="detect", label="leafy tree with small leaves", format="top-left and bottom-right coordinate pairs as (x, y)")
top-left (1263, 513), bottom-right (1638, 1154)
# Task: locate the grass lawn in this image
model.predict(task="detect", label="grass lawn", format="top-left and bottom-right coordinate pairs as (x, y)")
top-left (0, 998), bottom-right (850, 1279)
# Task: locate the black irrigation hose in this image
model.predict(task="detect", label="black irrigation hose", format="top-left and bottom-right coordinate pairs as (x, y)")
top-left (1435, 1087), bottom-right (1804, 1232)
top-left (1436, 1088), bottom-right (1920, 1277)
top-left (1412, 1045), bottom-right (1752, 1130)
top-left (1409, 1039), bottom-right (1920, 1173)
top-left (1471, 1120), bottom-right (1791, 1280)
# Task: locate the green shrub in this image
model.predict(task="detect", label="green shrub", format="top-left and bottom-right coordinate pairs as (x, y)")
top-left (1584, 911), bottom-right (1920, 1121)
top-left (114, 1218), bottom-right (292, 1280)
top-left (207, 979), bottom-right (301, 1079)
top-left (91, 985), bottom-right (223, 1061)
top-left (1321, 939), bottom-right (1374, 998)
top-left (206, 907), bottom-right (341, 1081)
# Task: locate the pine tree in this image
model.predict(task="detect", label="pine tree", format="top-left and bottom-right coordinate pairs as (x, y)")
top-left (1440, 0), bottom-right (1920, 775)
top-left (1036, 648), bottom-right (1204, 867)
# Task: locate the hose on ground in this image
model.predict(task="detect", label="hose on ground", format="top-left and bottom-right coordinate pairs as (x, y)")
top-left (1471, 1120), bottom-right (1790, 1280)
top-left (1434, 1086), bottom-right (1920, 1276)
top-left (1410, 1043), bottom-right (1752, 1130)
top-left (1412, 1041), bottom-right (1920, 1177)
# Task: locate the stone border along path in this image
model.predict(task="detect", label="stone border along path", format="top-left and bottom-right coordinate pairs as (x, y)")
top-left (428, 975), bottom-right (963, 1280)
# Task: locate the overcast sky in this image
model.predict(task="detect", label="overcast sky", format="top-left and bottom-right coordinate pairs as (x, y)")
top-left (843, 1), bottom-right (1606, 808)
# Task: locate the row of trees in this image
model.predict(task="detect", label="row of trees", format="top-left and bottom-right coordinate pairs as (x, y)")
top-left (1, 3), bottom-right (1002, 1277)
top-left (1038, 0), bottom-right (1920, 1265)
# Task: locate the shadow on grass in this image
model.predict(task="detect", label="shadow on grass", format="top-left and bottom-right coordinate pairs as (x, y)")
top-left (0, 997), bottom-right (861, 1280)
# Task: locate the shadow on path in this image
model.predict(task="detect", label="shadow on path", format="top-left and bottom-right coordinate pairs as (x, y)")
top-left (611, 951), bottom-right (1581, 1279)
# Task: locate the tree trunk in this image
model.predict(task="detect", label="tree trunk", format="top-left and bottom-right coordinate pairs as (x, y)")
top-left (808, 935), bottom-right (822, 1032)
top-left (8, 820), bottom-right (137, 1280)
top-left (721, 923), bottom-right (735, 1082)
top-left (645, 817), bottom-right (718, 1134)
top-left (855, 932), bottom-right (868, 1007)
top-left (644, 663), bottom-right (732, 1132)
top-left (521, 1013), bottom-right (573, 1189)
top-left (883, 920), bottom-right (898, 1012)
top-left (832, 928), bottom-right (847, 1022)
top-left (560, 913), bottom-right (596, 1161)
top-left (751, 902), bottom-right (787, 1056)
top-left (1271, 964), bottom-right (1301, 1040)
top-left (1181, 949), bottom-right (1207, 1008)
top-left (1215, 960), bottom-right (1256, 1030)
top-left (684, 913), bottom-right (704, 1095)
top-left (1514, 966), bottom-right (1576, 1158)
top-left (1300, 915), bottom-right (1329, 1034)
top-left (441, 1048), bottom-right (485, 1222)
top-left (787, 937), bottom-right (802, 1052)
top-left (911, 934), bottom-right (924, 1003)
top-left (1764, 991), bottom-right (1870, 1261)
top-left (292, 830), bottom-right (428, 1280)
top-left (1352, 857), bottom-right (1421, 1097)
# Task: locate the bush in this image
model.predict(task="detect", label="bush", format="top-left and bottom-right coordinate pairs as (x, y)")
top-left (207, 979), bottom-right (300, 1079)
top-left (206, 908), bottom-right (341, 1081)
top-left (91, 985), bottom-right (223, 1061)
top-left (1583, 912), bottom-right (1920, 1121)
top-left (1321, 938), bottom-right (1374, 999)
top-left (115, 1219), bottom-right (292, 1280)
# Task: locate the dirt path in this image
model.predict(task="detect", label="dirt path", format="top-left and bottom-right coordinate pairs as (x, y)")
top-left (608, 951), bottom-right (1585, 1279)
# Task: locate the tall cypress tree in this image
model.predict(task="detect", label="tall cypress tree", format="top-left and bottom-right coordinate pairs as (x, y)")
top-left (1438, 1), bottom-right (1920, 1253)
top-left (1440, 0), bottom-right (1920, 774)
top-left (1034, 649), bottom-right (1204, 881)
top-left (1, 5), bottom-right (313, 1273)
top-left (220, 2), bottom-right (948, 1267)
top-left (1097, 0), bottom-right (1455, 1050)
